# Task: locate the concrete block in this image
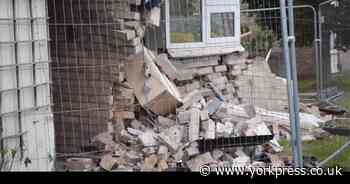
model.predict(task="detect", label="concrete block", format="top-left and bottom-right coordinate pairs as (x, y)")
top-left (177, 111), bottom-right (191, 124)
top-left (200, 109), bottom-right (210, 121)
top-left (157, 116), bottom-right (176, 129)
top-left (113, 111), bottom-right (135, 120)
top-left (214, 65), bottom-right (228, 73)
top-left (210, 76), bottom-right (228, 85)
top-left (206, 73), bottom-right (223, 81)
top-left (155, 54), bottom-right (178, 80)
top-left (173, 56), bottom-right (219, 69)
top-left (146, 7), bottom-right (161, 27)
top-left (185, 81), bottom-right (201, 92)
top-left (176, 70), bottom-right (194, 81)
top-left (124, 44), bottom-right (143, 55)
top-left (138, 130), bottom-right (158, 147)
top-left (229, 69), bottom-right (240, 76)
top-left (196, 67), bottom-right (214, 76)
top-left (116, 29), bottom-right (136, 41)
top-left (178, 90), bottom-right (203, 111)
top-left (158, 145), bottom-right (169, 160)
top-left (215, 103), bottom-right (251, 119)
top-left (191, 102), bottom-right (202, 110)
top-left (127, 37), bottom-right (141, 46)
top-left (125, 21), bottom-right (145, 37)
top-left (158, 126), bottom-right (183, 153)
top-left (223, 52), bottom-right (248, 65)
top-left (204, 119), bottom-right (215, 139)
top-left (189, 108), bottom-right (201, 142)
top-left (125, 50), bottom-right (181, 115)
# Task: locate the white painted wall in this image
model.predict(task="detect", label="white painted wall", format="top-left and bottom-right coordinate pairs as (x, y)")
top-left (0, 0), bottom-right (54, 171)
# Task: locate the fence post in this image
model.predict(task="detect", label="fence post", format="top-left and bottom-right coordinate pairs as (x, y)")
top-left (287, 0), bottom-right (303, 168)
top-left (318, 2), bottom-right (325, 100)
top-left (280, 0), bottom-right (303, 167)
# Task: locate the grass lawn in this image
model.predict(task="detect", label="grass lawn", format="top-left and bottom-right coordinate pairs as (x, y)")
top-left (298, 79), bottom-right (317, 93)
top-left (277, 72), bottom-right (350, 170)
top-left (279, 136), bottom-right (350, 171)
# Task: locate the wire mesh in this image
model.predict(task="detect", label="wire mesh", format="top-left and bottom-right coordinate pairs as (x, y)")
top-left (315, 1), bottom-right (350, 170)
top-left (2, 0), bottom-right (345, 171)
top-left (320, 1), bottom-right (350, 104)
top-left (48, 0), bottom-right (123, 155)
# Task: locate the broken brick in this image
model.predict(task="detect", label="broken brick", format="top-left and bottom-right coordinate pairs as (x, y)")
top-left (189, 108), bottom-right (201, 142)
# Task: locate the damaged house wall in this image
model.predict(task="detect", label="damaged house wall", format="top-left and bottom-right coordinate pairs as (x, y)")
top-left (82, 0), bottom-right (293, 172)
top-left (55, 0), bottom-right (330, 172)
top-left (0, 0), bottom-right (333, 172)
top-left (48, 0), bottom-right (288, 156)
top-left (48, 0), bottom-right (123, 153)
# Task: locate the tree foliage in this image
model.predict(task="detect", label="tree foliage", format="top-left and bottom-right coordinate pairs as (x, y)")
top-left (297, 0), bottom-right (350, 49)
top-left (242, 0), bottom-right (350, 48)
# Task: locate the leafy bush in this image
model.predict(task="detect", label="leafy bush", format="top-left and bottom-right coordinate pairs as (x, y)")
top-left (241, 22), bottom-right (277, 58)
top-left (0, 148), bottom-right (17, 171)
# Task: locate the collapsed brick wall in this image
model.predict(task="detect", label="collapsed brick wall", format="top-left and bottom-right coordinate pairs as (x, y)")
top-left (170, 53), bottom-right (288, 112)
top-left (112, 0), bottom-right (145, 130)
top-left (86, 49), bottom-right (291, 172)
top-left (112, 0), bottom-right (289, 127)
top-left (60, 0), bottom-right (298, 171)
top-left (49, 0), bottom-right (288, 156)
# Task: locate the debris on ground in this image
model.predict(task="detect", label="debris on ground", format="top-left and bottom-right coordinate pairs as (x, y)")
top-left (65, 94), bottom-right (328, 171)
top-left (63, 47), bottom-right (332, 172)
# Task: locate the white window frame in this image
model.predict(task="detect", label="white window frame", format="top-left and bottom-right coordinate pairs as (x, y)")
top-left (206, 5), bottom-right (239, 44)
top-left (165, 0), bottom-right (241, 50)
top-left (165, 0), bottom-right (206, 49)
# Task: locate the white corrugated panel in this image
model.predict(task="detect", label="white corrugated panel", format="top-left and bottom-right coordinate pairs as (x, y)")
top-left (0, 0), bottom-right (54, 171)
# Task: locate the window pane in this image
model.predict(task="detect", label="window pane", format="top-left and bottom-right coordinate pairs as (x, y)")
top-left (169, 0), bottom-right (202, 43)
top-left (211, 12), bottom-right (235, 38)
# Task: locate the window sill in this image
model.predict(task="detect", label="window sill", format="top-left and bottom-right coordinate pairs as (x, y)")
top-left (167, 44), bottom-right (244, 59)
